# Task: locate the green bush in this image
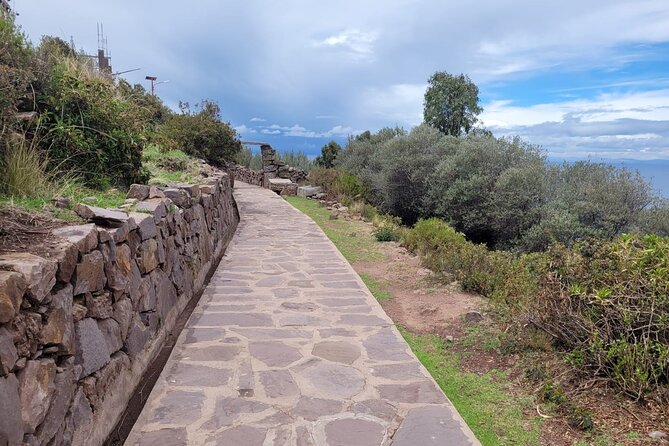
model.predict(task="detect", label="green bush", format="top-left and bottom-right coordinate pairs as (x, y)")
top-left (529, 235), bottom-right (669, 397)
top-left (0, 15), bottom-right (32, 128)
top-left (34, 56), bottom-right (149, 188)
top-left (374, 226), bottom-right (400, 242)
top-left (307, 167), bottom-right (365, 201)
top-left (156, 100), bottom-right (241, 167)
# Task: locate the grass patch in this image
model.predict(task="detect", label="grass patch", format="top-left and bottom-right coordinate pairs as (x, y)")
top-left (142, 144), bottom-right (202, 186)
top-left (401, 330), bottom-right (542, 446)
top-left (286, 196), bottom-right (384, 263)
top-left (358, 272), bottom-right (391, 301)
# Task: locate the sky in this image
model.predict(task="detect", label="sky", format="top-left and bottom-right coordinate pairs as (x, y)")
top-left (11, 0), bottom-right (669, 172)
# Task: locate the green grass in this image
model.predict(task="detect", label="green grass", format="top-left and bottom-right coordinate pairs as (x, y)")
top-left (285, 196), bottom-right (384, 263)
top-left (142, 144), bottom-right (201, 186)
top-left (0, 187), bottom-right (126, 222)
top-left (358, 272), bottom-right (392, 301)
top-left (402, 330), bottom-right (542, 445)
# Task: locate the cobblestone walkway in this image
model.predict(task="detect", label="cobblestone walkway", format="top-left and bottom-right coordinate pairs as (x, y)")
top-left (126, 183), bottom-right (480, 446)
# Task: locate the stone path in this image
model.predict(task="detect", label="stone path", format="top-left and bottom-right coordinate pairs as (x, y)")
top-left (126, 183), bottom-right (480, 446)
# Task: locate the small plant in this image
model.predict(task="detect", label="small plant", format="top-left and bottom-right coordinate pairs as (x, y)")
top-left (374, 226), bottom-right (399, 242)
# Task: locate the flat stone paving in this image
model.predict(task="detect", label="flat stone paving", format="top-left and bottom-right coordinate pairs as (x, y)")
top-left (126, 182), bottom-right (480, 446)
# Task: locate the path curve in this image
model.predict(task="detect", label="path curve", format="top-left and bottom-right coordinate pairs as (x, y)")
top-left (126, 183), bottom-right (480, 446)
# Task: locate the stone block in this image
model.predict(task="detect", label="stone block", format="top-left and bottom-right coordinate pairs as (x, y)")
top-left (98, 223), bottom-right (130, 244)
top-left (297, 186), bottom-right (323, 198)
top-left (112, 298), bottom-right (133, 341)
top-left (153, 269), bottom-right (178, 321)
top-left (0, 326), bottom-right (18, 376)
top-left (0, 374), bottom-right (23, 445)
top-left (85, 292), bottom-right (113, 319)
top-left (149, 186), bottom-right (165, 199)
top-left (34, 366), bottom-right (77, 445)
top-left (18, 359), bottom-right (56, 434)
top-left (139, 238), bottom-right (159, 274)
top-left (0, 270), bottom-right (26, 323)
top-left (164, 188), bottom-right (191, 208)
top-left (106, 243), bottom-right (132, 292)
top-left (123, 313), bottom-right (151, 359)
top-left (97, 318), bottom-right (123, 354)
top-left (73, 251), bottom-right (105, 296)
top-left (11, 311), bottom-right (43, 358)
top-left (74, 204), bottom-right (128, 228)
top-left (126, 184), bottom-right (150, 201)
top-left (51, 224), bottom-right (98, 254)
top-left (40, 284), bottom-right (75, 355)
top-left (0, 253), bottom-right (57, 304)
top-left (74, 318), bottom-right (111, 378)
top-left (52, 241), bottom-right (78, 283)
top-left (130, 212), bottom-right (158, 241)
top-left (135, 198), bottom-right (168, 221)
top-left (392, 406), bottom-right (474, 445)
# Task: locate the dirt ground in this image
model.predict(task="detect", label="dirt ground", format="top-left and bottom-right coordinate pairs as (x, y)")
top-left (0, 207), bottom-right (69, 256)
top-left (344, 219), bottom-right (668, 446)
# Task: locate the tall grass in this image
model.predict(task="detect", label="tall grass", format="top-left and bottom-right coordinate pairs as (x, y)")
top-left (0, 127), bottom-right (77, 199)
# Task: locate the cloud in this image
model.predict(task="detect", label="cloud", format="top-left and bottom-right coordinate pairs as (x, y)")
top-left (481, 89), bottom-right (669, 159)
top-left (234, 124), bottom-right (256, 134)
top-left (250, 117), bottom-right (266, 122)
top-left (315, 29), bottom-right (379, 61)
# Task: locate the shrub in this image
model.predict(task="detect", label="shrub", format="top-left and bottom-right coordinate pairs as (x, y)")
top-left (156, 100), bottom-right (241, 167)
top-left (405, 218), bottom-right (547, 305)
top-left (374, 226), bottom-right (400, 242)
top-left (0, 15), bottom-right (32, 128)
top-left (307, 167), bottom-right (365, 201)
top-left (529, 235), bottom-right (669, 397)
top-left (35, 55), bottom-right (150, 188)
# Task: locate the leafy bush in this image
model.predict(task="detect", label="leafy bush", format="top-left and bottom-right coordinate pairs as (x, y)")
top-left (529, 235), bottom-right (669, 397)
top-left (405, 218), bottom-right (547, 305)
top-left (374, 226), bottom-right (400, 242)
top-left (307, 167), bottom-right (365, 201)
top-left (35, 56), bottom-right (150, 188)
top-left (0, 16), bottom-right (32, 128)
top-left (156, 100), bottom-right (241, 167)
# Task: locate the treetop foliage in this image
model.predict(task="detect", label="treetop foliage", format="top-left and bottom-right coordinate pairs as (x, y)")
top-left (423, 71), bottom-right (482, 137)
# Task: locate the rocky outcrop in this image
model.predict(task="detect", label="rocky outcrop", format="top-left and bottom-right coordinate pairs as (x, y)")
top-left (0, 171), bottom-right (239, 446)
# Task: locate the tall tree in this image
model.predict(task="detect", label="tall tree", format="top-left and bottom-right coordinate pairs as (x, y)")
top-left (423, 71), bottom-right (482, 137)
top-left (315, 140), bottom-right (342, 168)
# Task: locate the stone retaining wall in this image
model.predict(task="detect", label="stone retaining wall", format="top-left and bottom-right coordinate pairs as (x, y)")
top-left (229, 143), bottom-right (307, 194)
top-left (0, 172), bottom-right (239, 446)
top-left (229, 165), bottom-right (263, 187)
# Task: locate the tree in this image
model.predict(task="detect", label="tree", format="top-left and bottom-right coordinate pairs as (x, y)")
top-left (423, 71), bottom-right (482, 137)
top-left (315, 140), bottom-right (342, 168)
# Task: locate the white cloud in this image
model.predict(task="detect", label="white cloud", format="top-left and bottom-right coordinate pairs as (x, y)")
top-left (481, 89), bottom-right (669, 159)
top-left (250, 117), bottom-right (266, 122)
top-left (315, 29), bottom-right (379, 62)
top-left (234, 124), bottom-right (256, 134)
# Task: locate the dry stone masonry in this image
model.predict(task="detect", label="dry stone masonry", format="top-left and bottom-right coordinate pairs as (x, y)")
top-left (230, 144), bottom-right (307, 195)
top-left (0, 171), bottom-right (239, 446)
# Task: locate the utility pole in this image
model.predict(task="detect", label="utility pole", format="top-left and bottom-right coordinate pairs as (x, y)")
top-left (145, 76), bottom-right (157, 95)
